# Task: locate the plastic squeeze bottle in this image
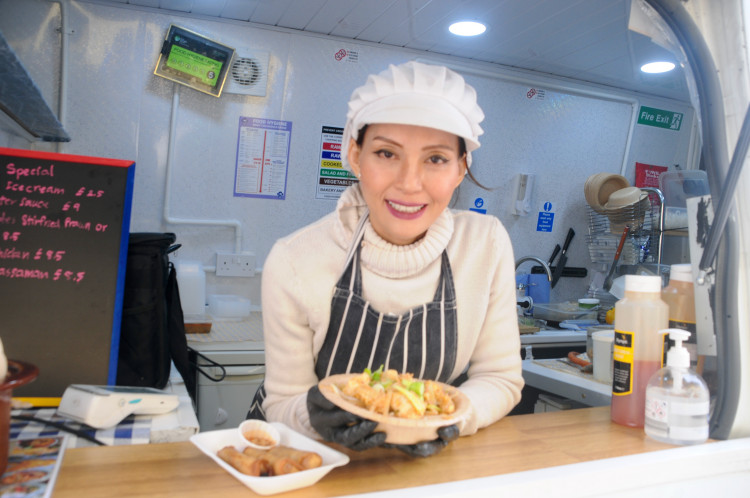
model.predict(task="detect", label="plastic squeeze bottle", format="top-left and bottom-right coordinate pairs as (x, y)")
top-left (611, 275), bottom-right (669, 427)
top-left (644, 329), bottom-right (710, 445)
top-left (661, 264), bottom-right (698, 367)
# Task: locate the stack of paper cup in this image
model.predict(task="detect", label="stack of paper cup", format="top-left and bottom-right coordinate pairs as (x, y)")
top-left (592, 329), bottom-right (615, 384)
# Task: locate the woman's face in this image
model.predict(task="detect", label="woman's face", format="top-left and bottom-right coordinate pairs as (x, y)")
top-left (347, 123), bottom-right (467, 246)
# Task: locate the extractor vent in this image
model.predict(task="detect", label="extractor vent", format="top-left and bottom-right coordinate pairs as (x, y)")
top-left (223, 49), bottom-right (270, 97)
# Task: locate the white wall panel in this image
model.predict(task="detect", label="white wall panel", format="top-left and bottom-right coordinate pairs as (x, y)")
top-left (0, 0), bottom-right (696, 305)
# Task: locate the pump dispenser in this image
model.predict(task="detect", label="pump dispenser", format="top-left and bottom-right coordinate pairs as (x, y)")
top-left (644, 329), bottom-right (710, 445)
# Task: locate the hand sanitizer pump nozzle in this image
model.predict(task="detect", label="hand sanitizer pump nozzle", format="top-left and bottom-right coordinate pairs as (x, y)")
top-left (666, 329), bottom-right (691, 391)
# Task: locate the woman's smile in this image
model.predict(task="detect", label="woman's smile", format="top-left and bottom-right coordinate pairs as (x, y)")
top-left (386, 199), bottom-right (426, 218)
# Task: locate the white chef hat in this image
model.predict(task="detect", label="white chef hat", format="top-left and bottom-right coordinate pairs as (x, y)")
top-left (341, 61), bottom-right (485, 171)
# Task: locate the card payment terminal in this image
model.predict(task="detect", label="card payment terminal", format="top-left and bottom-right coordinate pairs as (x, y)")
top-left (57, 384), bottom-right (179, 429)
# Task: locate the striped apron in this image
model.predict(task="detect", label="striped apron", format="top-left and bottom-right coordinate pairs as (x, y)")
top-left (247, 215), bottom-right (458, 420)
top-left (314, 246), bottom-right (458, 381)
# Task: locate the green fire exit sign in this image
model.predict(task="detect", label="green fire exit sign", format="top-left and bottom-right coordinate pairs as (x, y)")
top-left (637, 106), bottom-right (683, 131)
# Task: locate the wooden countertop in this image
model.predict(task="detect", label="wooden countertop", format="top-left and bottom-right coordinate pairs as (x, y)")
top-left (53, 406), bottom-right (674, 497)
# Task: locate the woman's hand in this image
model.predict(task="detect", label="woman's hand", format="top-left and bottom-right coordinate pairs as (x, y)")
top-left (384, 424), bottom-right (459, 458)
top-left (307, 385), bottom-right (386, 451)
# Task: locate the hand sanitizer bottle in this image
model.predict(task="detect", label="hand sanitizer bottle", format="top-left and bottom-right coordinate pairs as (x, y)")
top-left (644, 329), bottom-right (710, 445)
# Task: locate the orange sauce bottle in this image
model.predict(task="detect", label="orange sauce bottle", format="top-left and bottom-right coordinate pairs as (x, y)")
top-left (661, 264), bottom-right (698, 368)
top-left (611, 275), bottom-right (669, 427)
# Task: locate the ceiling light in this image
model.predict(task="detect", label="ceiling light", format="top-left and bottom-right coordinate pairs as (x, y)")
top-left (449, 21), bottom-right (486, 37)
top-left (640, 61), bottom-right (676, 73)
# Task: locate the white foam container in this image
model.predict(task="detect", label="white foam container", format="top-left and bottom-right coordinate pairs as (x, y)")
top-left (190, 423), bottom-right (349, 495)
top-left (207, 294), bottom-right (251, 320)
top-left (175, 260), bottom-right (206, 316)
top-left (659, 170), bottom-right (709, 208)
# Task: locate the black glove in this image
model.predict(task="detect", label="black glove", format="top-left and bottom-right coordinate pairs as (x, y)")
top-left (307, 385), bottom-right (386, 451)
top-left (384, 424), bottom-right (459, 458)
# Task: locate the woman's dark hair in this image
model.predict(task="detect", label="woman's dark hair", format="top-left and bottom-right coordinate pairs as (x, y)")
top-left (355, 124), bottom-right (489, 190)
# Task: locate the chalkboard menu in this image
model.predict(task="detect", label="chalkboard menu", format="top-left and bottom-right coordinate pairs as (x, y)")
top-left (0, 147), bottom-right (134, 397)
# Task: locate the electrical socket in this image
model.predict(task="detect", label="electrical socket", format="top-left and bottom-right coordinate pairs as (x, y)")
top-left (216, 252), bottom-right (256, 277)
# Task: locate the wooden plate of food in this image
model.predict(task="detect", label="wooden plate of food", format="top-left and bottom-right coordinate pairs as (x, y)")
top-left (318, 368), bottom-right (471, 445)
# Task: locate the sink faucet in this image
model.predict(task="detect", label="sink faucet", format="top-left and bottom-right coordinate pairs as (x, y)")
top-left (515, 256), bottom-right (552, 281)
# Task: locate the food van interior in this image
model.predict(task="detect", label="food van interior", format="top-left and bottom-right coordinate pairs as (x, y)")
top-left (1, 0), bottom-right (747, 440)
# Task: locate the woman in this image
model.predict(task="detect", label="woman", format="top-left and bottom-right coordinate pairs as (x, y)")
top-left (249, 61), bottom-right (523, 457)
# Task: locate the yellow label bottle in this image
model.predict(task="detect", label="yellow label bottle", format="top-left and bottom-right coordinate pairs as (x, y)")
top-left (611, 275), bottom-right (669, 427)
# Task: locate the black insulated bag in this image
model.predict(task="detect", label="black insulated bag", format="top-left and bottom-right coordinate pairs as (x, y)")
top-left (116, 233), bottom-right (195, 399)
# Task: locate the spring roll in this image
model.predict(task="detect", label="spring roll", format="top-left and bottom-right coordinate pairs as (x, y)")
top-left (268, 445), bottom-right (323, 469)
top-left (243, 446), bottom-right (303, 476)
top-left (217, 446), bottom-right (269, 476)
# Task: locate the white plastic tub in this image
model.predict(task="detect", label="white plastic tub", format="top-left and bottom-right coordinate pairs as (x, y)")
top-left (207, 294), bottom-right (251, 320)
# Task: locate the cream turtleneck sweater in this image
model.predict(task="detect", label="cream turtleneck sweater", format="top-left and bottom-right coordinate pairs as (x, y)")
top-left (261, 184), bottom-right (523, 440)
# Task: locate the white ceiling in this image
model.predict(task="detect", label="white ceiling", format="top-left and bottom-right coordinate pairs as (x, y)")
top-left (92, 0), bottom-right (691, 102)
